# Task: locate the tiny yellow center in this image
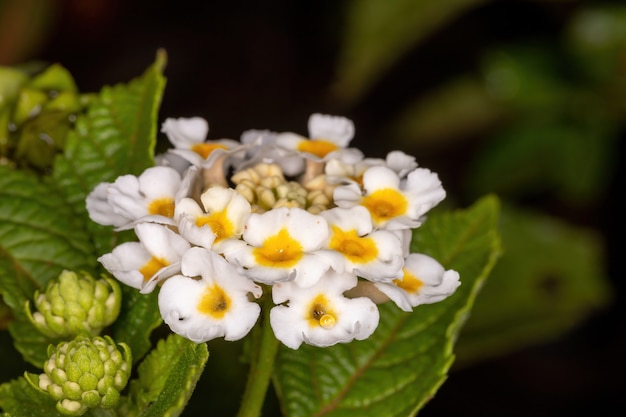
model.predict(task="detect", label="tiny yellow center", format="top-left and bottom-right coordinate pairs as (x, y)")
top-left (196, 210), bottom-right (234, 242)
top-left (139, 257), bottom-right (169, 282)
top-left (329, 226), bottom-right (378, 264)
top-left (297, 139), bottom-right (338, 158)
top-left (253, 228), bottom-right (303, 268)
top-left (191, 143), bottom-right (228, 159)
top-left (197, 284), bottom-right (232, 319)
top-left (393, 268), bottom-right (423, 294)
top-left (148, 197), bottom-right (175, 218)
top-left (361, 188), bottom-right (408, 224)
top-left (307, 294), bottom-right (337, 329)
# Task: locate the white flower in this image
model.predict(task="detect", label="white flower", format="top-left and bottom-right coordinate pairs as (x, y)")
top-left (158, 247), bottom-right (262, 343)
top-left (88, 165), bottom-right (194, 230)
top-left (97, 223), bottom-right (191, 293)
top-left (161, 117), bottom-right (243, 169)
top-left (333, 165), bottom-right (446, 230)
top-left (270, 269), bottom-right (379, 349)
top-left (225, 207), bottom-right (333, 287)
top-left (319, 206), bottom-right (404, 281)
top-left (275, 113), bottom-right (360, 162)
top-left (374, 253), bottom-right (460, 312)
top-left (175, 186), bottom-right (251, 253)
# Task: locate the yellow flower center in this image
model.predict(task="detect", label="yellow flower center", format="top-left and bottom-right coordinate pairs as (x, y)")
top-left (148, 197), bottom-right (175, 218)
top-left (329, 226), bottom-right (378, 264)
top-left (139, 257), bottom-right (169, 282)
top-left (307, 294), bottom-right (337, 329)
top-left (196, 210), bottom-right (234, 242)
top-left (191, 143), bottom-right (228, 159)
top-left (361, 188), bottom-right (408, 224)
top-left (253, 228), bottom-right (303, 268)
top-left (297, 139), bottom-right (338, 158)
top-left (393, 268), bottom-right (423, 294)
top-left (197, 284), bottom-right (231, 319)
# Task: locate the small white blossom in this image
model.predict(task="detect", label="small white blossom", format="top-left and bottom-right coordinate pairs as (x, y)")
top-left (86, 166), bottom-right (194, 230)
top-left (334, 165), bottom-right (446, 230)
top-left (374, 253), bottom-right (460, 312)
top-left (97, 223), bottom-right (191, 293)
top-left (225, 207), bottom-right (334, 287)
top-left (270, 269), bottom-right (379, 349)
top-left (159, 247), bottom-right (262, 343)
top-left (319, 206), bottom-right (404, 281)
top-left (161, 117), bottom-right (244, 169)
top-left (275, 113), bottom-right (361, 162)
top-left (175, 186), bottom-right (251, 253)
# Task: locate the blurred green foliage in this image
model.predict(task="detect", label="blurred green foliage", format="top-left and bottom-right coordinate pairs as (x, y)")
top-left (333, 0), bottom-right (621, 364)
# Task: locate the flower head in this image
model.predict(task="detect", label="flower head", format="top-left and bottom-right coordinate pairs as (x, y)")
top-left (158, 247), bottom-right (262, 343)
top-left (25, 335), bottom-right (131, 416)
top-left (25, 270), bottom-right (121, 338)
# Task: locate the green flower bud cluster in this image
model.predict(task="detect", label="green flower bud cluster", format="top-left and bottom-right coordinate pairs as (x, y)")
top-left (26, 335), bottom-right (132, 416)
top-left (26, 270), bottom-right (122, 339)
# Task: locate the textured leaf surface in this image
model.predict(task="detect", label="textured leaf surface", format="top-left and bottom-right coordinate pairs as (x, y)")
top-left (273, 196), bottom-right (501, 417)
top-left (0, 377), bottom-right (64, 417)
top-left (52, 51), bottom-right (166, 254)
top-left (112, 286), bottom-right (162, 365)
top-left (126, 334), bottom-right (209, 417)
top-left (332, 0), bottom-right (486, 104)
top-left (0, 166), bottom-right (96, 366)
top-left (454, 205), bottom-right (612, 365)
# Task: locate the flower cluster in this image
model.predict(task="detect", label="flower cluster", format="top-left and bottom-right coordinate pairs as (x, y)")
top-left (86, 113), bottom-right (460, 349)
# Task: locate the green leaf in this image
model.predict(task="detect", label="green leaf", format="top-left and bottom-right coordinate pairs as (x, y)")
top-left (332, 0), bottom-right (487, 105)
top-left (52, 50), bottom-right (167, 254)
top-left (454, 205), bottom-right (612, 365)
top-left (0, 377), bottom-right (64, 417)
top-left (273, 195), bottom-right (501, 417)
top-left (29, 63), bottom-right (78, 93)
top-left (466, 117), bottom-right (619, 206)
top-left (0, 165), bottom-right (97, 366)
top-left (112, 286), bottom-right (162, 365)
top-left (125, 334), bottom-right (209, 417)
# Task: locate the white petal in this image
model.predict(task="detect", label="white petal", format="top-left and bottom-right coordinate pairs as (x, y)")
top-left (85, 183), bottom-right (129, 227)
top-left (307, 113), bottom-right (354, 147)
top-left (135, 223), bottom-right (191, 263)
top-left (161, 117), bottom-right (208, 148)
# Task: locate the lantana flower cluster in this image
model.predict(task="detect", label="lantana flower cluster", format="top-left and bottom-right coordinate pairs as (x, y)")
top-left (86, 113), bottom-right (460, 349)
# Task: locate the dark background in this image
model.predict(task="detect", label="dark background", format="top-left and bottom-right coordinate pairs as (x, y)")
top-left (2, 0), bottom-right (624, 415)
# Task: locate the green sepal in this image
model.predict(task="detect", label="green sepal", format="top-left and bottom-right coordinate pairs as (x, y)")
top-left (273, 195), bottom-right (501, 417)
top-left (123, 334), bottom-right (209, 417)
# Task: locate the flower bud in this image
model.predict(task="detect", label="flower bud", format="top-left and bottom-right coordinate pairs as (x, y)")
top-left (25, 270), bottom-right (122, 338)
top-left (25, 335), bottom-right (132, 416)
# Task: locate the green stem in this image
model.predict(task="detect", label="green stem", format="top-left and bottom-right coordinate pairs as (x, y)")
top-left (236, 296), bottom-right (279, 417)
